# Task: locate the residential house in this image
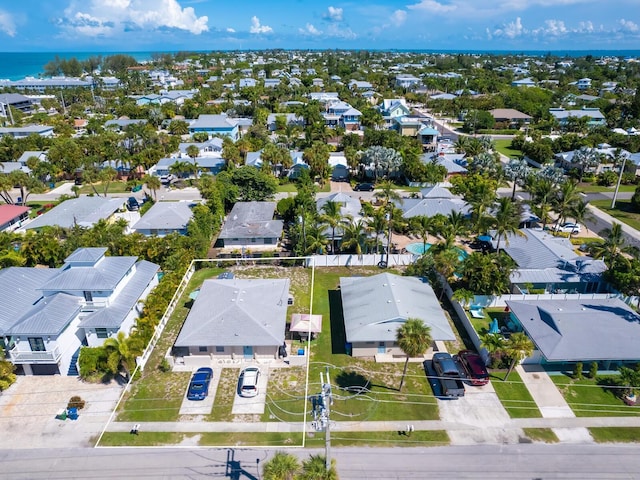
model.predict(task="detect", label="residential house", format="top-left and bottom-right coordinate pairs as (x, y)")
top-left (399, 185), bottom-right (469, 219)
top-left (173, 277), bottom-right (290, 363)
top-left (0, 93), bottom-right (33, 114)
top-left (495, 228), bottom-right (606, 294)
top-left (217, 201), bottom-right (283, 250)
top-left (16, 150), bottom-right (47, 166)
top-left (505, 298), bottom-right (640, 370)
top-left (395, 74), bottom-right (421, 89)
top-left (489, 109), bottom-right (532, 128)
top-left (0, 204), bottom-right (30, 231)
top-left (429, 92), bottom-right (457, 101)
top-left (329, 152), bottom-right (350, 181)
top-left (266, 113), bottom-right (304, 132)
top-left (312, 78), bottom-right (324, 88)
top-left (188, 114), bottom-right (240, 140)
top-left (572, 78), bottom-right (592, 90)
top-left (424, 153), bottom-right (468, 177)
top-left (393, 116), bottom-right (426, 137)
top-left (25, 197), bottom-right (125, 231)
top-left (152, 156), bottom-right (225, 178)
top-left (131, 201), bottom-right (194, 237)
top-left (176, 138), bottom-right (224, 157)
top-left (0, 125), bottom-right (54, 139)
top-left (0, 76), bottom-right (93, 92)
top-left (555, 145), bottom-right (640, 176)
top-left (316, 192), bottom-right (363, 249)
top-left (309, 92), bottom-right (340, 103)
top-left (417, 125), bottom-right (439, 151)
top-left (549, 107), bottom-right (606, 128)
top-left (239, 78), bottom-right (257, 88)
top-left (379, 99), bottom-right (411, 128)
top-left (340, 273), bottom-right (455, 358)
top-left (134, 89), bottom-right (198, 106)
top-left (349, 80), bottom-right (373, 90)
top-left (104, 119), bottom-right (148, 131)
top-left (511, 78), bottom-right (537, 88)
top-left (0, 247), bottom-right (159, 375)
top-left (264, 78), bottom-right (280, 88)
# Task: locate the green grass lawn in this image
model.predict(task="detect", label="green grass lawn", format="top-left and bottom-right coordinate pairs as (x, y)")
top-left (79, 181), bottom-right (131, 194)
top-left (578, 184), bottom-right (636, 194)
top-left (493, 139), bottom-right (522, 159)
top-left (590, 199), bottom-right (640, 231)
top-left (589, 427), bottom-right (640, 443)
top-left (491, 370), bottom-right (542, 418)
top-left (522, 428), bottom-right (559, 443)
top-left (277, 183), bottom-right (298, 193)
top-left (551, 374), bottom-right (640, 417)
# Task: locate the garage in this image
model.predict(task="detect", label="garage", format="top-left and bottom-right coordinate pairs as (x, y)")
top-left (31, 364), bottom-right (60, 375)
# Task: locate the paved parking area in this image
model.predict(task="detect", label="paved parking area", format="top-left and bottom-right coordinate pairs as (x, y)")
top-left (0, 376), bottom-right (122, 449)
top-left (231, 367), bottom-right (269, 415)
top-left (178, 369), bottom-right (221, 415)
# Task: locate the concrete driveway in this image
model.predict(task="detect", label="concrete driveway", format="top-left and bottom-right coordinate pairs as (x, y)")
top-left (232, 367), bottom-right (269, 415)
top-left (437, 381), bottom-right (525, 445)
top-left (0, 376), bottom-right (122, 449)
top-left (179, 369), bottom-right (221, 416)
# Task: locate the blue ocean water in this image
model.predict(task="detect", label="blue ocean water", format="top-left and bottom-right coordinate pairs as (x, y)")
top-left (1, 49), bottom-right (639, 81)
top-left (0, 52), bottom-right (153, 80)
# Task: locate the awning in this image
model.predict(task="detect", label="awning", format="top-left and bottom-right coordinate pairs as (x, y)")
top-left (290, 314), bottom-right (323, 334)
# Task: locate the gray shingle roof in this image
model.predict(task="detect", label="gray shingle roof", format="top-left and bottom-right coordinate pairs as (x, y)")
top-left (132, 202), bottom-right (194, 233)
top-left (40, 256), bottom-right (137, 292)
top-left (0, 267), bottom-right (60, 335)
top-left (506, 299), bottom-right (640, 362)
top-left (174, 278), bottom-right (289, 347)
top-left (7, 293), bottom-right (81, 336)
top-left (340, 273), bottom-right (455, 343)
top-left (219, 202), bottom-right (283, 239)
top-left (25, 197), bottom-right (124, 230)
top-left (79, 260), bottom-right (159, 328)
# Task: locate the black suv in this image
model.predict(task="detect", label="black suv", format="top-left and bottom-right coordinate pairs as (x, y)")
top-left (126, 197), bottom-right (140, 211)
top-left (354, 183), bottom-right (375, 192)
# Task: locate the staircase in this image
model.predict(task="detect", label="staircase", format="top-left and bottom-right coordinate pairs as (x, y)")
top-left (67, 347), bottom-right (81, 376)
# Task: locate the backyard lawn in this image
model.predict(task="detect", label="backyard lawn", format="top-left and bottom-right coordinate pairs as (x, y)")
top-left (493, 139), bottom-right (522, 159)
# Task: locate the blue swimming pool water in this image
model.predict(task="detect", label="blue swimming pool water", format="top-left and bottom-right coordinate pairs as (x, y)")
top-left (406, 242), bottom-right (469, 261)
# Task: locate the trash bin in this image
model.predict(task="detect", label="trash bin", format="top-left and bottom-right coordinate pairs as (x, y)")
top-left (297, 348), bottom-right (305, 356)
top-left (67, 407), bottom-right (78, 420)
top-left (56, 410), bottom-right (67, 421)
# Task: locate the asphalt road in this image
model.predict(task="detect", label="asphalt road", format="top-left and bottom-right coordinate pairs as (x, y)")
top-left (2, 445), bottom-right (640, 479)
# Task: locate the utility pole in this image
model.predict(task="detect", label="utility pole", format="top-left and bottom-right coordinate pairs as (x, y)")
top-left (312, 366), bottom-right (333, 471)
top-left (611, 153), bottom-right (627, 209)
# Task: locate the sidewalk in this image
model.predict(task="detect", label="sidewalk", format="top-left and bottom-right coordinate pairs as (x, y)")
top-left (587, 204), bottom-right (640, 244)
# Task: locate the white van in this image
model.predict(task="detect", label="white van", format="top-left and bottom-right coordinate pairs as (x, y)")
top-left (239, 367), bottom-right (260, 397)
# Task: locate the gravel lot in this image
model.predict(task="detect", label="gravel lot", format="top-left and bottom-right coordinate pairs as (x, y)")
top-left (0, 376), bottom-right (123, 449)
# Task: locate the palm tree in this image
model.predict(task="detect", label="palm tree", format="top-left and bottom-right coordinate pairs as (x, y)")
top-left (569, 200), bottom-right (595, 231)
top-left (503, 332), bottom-right (534, 381)
top-left (186, 145), bottom-right (201, 179)
top-left (492, 197), bottom-right (524, 251)
top-left (480, 332), bottom-right (506, 368)
top-left (504, 157), bottom-right (531, 200)
top-left (319, 201), bottom-right (344, 254)
top-left (340, 219), bottom-right (367, 257)
top-left (299, 455), bottom-right (338, 480)
top-left (305, 225), bottom-right (329, 255)
top-left (590, 222), bottom-right (634, 267)
top-left (451, 288), bottom-right (474, 309)
top-left (143, 174), bottom-right (161, 200)
top-left (103, 331), bottom-right (143, 380)
top-left (365, 208), bottom-right (387, 254)
top-left (410, 215), bottom-right (437, 252)
top-left (360, 146), bottom-right (402, 180)
top-left (396, 318), bottom-right (432, 391)
top-left (571, 146), bottom-right (601, 183)
top-left (374, 179), bottom-right (403, 208)
top-left (262, 451), bottom-right (300, 480)
top-left (552, 180), bottom-right (580, 230)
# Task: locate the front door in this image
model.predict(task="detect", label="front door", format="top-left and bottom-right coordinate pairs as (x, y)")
top-left (378, 342), bottom-right (386, 354)
top-left (243, 346), bottom-right (253, 359)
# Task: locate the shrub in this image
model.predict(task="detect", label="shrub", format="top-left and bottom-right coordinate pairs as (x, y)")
top-left (78, 346), bottom-right (108, 379)
top-left (158, 358), bottom-right (171, 373)
top-left (573, 362), bottom-right (583, 379)
top-left (67, 396), bottom-right (86, 410)
top-left (589, 361), bottom-right (598, 379)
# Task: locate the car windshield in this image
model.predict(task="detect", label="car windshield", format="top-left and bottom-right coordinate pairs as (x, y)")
top-left (191, 382), bottom-right (205, 391)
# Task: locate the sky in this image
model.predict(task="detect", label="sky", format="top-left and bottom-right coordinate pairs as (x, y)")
top-left (0, 0), bottom-right (639, 52)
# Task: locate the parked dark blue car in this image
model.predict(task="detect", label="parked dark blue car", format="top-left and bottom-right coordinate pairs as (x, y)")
top-left (187, 367), bottom-right (213, 401)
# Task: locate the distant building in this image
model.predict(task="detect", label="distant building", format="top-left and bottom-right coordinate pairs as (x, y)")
top-left (131, 201), bottom-right (194, 237)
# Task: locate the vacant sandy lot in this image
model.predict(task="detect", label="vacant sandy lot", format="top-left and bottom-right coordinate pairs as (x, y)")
top-left (0, 376), bottom-right (123, 449)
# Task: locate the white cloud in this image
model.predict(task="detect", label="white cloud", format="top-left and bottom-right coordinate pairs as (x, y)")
top-left (299, 23), bottom-right (322, 36)
top-left (407, 0), bottom-right (598, 18)
top-left (0, 9), bottom-right (16, 37)
top-left (226, 27), bottom-right (235, 33)
top-left (390, 10), bottom-right (407, 27)
top-left (407, 0), bottom-right (458, 14)
top-left (620, 19), bottom-right (639, 32)
top-left (61, 0), bottom-right (208, 36)
top-left (325, 23), bottom-right (356, 39)
top-left (249, 16), bottom-right (272, 34)
top-left (540, 19), bottom-right (568, 36)
top-left (492, 17), bottom-right (526, 38)
top-left (325, 6), bottom-right (343, 22)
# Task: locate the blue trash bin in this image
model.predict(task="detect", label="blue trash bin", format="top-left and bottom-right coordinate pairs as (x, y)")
top-left (297, 348), bottom-right (305, 356)
top-left (67, 407), bottom-right (78, 420)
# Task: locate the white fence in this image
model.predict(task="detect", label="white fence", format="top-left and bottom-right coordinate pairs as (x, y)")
top-left (136, 262), bottom-right (196, 371)
top-left (306, 253), bottom-right (416, 268)
top-left (471, 292), bottom-right (622, 308)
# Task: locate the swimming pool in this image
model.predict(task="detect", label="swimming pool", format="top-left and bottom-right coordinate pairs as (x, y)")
top-left (406, 242), bottom-right (469, 261)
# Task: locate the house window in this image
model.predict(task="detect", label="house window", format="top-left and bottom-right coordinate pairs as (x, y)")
top-left (199, 346), bottom-right (208, 352)
top-left (264, 238), bottom-right (273, 244)
top-left (215, 346), bottom-right (225, 353)
top-left (28, 337), bottom-right (46, 352)
top-left (251, 238), bottom-right (257, 243)
top-left (96, 328), bottom-right (108, 339)
top-left (84, 291), bottom-right (93, 302)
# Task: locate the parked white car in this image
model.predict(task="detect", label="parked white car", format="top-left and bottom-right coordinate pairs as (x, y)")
top-left (239, 367), bottom-right (260, 398)
top-left (553, 222), bottom-right (581, 234)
